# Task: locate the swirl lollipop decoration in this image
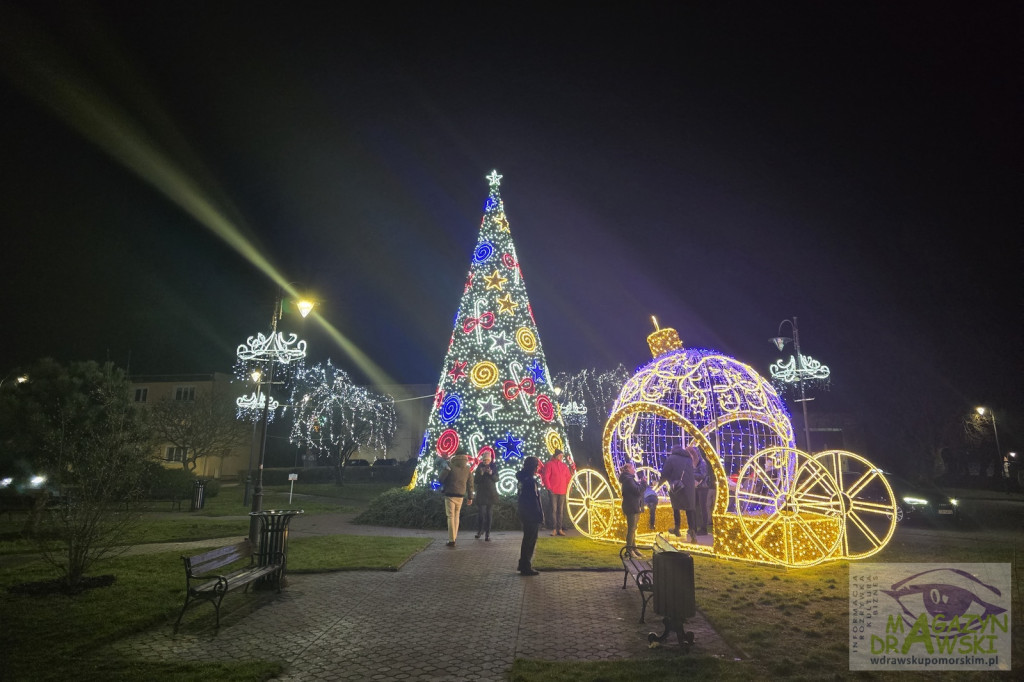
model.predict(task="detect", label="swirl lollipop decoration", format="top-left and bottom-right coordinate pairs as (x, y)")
top-left (470, 361), bottom-right (499, 389)
top-left (439, 394), bottom-right (462, 424)
top-left (437, 429), bottom-right (460, 457)
top-left (536, 394), bottom-right (555, 422)
top-left (515, 327), bottom-right (537, 353)
top-left (545, 429), bottom-right (564, 455)
top-left (497, 468), bottom-right (519, 496)
top-left (473, 240), bottom-right (494, 264)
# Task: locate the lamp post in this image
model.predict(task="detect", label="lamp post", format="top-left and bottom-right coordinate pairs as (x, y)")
top-left (769, 317), bottom-right (830, 453)
top-left (237, 289), bottom-right (314, 545)
top-left (975, 407), bottom-right (1003, 479)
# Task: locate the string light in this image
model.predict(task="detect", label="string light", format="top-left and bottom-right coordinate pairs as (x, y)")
top-left (288, 360), bottom-right (397, 463)
top-left (413, 171), bottom-right (575, 491)
top-left (566, 322), bottom-right (895, 567)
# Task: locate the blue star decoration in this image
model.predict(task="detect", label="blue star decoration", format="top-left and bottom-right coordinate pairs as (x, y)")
top-left (497, 432), bottom-right (524, 460)
top-left (527, 358), bottom-right (545, 385)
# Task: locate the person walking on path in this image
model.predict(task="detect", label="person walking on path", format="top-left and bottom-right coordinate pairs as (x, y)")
top-left (541, 449), bottom-right (573, 535)
top-left (658, 445), bottom-right (697, 543)
top-left (439, 450), bottom-right (474, 547)
top-left (474, 451), bottom-right (499, 541)
top-left (618, 461), bottom-right (644, 557)
top-left (516, 456), bottom-right (544, 576)
top-left (691, 447), bottom-right (711, 536)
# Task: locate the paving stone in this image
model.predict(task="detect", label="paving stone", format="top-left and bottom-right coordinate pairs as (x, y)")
top-left (106, 514), bottom-right (741, 679)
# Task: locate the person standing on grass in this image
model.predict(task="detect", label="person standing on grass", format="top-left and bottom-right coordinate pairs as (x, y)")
top-left (474, 451), bottom-right (498, 541)
top-left (516, 456), bottom-right (544, 576)
top-left (541, 449), bottom-right (573, 535)
top-left (618, 461), bottom-right (644, 558)
top-left (439, 450), bottom-right (474, 547)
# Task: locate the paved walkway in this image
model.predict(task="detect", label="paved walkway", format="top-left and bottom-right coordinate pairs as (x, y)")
top-left (110, 513), bottom-right (740, 680)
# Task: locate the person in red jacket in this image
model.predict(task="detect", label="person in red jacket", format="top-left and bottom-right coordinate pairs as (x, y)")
top-left (541, 450), bottom-right (573, 535)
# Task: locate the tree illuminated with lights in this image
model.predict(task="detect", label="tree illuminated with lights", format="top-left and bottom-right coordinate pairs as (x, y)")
top-left (413, 171), bottom-right (574, 495)
top-left (288, 361), bottom-right (397, 480)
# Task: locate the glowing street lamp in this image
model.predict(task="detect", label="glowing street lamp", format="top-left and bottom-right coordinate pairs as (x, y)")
top-left (975, 407), bottom-right (1003, 478)
top-left (769, 317), bottom-right (830, 453)
top-left (237, 289), bottom-right (314, 545)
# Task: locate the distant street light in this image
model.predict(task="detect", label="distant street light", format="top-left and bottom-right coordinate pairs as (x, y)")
top-left (975, 406), bottom-right (1003, 478)
top-left (237, 289), bottom-right (314, 545)
top-left (769, 317), bottom-right (830, 453)
top-left (0, 373), bottom-right (28, 390)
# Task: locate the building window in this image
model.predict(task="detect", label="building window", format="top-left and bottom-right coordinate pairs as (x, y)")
top-left (134, 388), bottom-right (148, 403)
top-left (175, 386), bottom-right (195, 402)
top-left (165, 446), bottom-right (186, 463)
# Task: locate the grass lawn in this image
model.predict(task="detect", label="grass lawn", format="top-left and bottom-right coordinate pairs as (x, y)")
top-left (1, 481), bottom-right (1019, 680)
top-left (0, 534), bottom-right (429, 681)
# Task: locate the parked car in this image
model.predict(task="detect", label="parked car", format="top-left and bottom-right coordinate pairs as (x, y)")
top-left (883, 472), bottom-right (960, 524)
top-left (345, 459), bottom-right (369, 467)
top-left (371, 458), bottom-right (398, 467)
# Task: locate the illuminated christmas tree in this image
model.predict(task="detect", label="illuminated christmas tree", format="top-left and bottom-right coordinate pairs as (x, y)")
top-left (413, 170), bottom-right (574, 495)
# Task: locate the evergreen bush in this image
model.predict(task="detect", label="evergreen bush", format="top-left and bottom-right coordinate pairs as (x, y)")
top-left (353, 487), bottom-right (522, 530)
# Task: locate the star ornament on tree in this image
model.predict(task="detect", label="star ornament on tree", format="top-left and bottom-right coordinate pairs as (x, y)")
top-left (486, 169), bottom-right (502, 186)
top-left (496, 293), bottom-right (519, 315)
top-left (448, 360), bottom-right (468, 382)
top-left (497, 432), bottom-right (524, 459)
top-left (483, 269), bottom-right (508, 291)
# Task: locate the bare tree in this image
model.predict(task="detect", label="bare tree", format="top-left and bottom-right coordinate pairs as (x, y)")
top-left (0, 359), bottom-right (154, 588)
top-left (148, 389), bottom-right (247, 473)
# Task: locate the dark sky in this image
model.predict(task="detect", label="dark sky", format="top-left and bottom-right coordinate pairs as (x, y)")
top-left (1, 2), bottom-right (1020, 461)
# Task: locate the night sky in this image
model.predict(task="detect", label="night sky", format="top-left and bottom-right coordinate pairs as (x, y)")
top-left (1, 3), bottom-right (1020, 465)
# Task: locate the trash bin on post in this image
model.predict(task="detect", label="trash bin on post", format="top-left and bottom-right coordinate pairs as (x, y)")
top-left (249, 509), bottom-right (304, 588)
top-left (190, 480), bottom-right (205, 511)
top-left (648, 536), bottom-right (696, 649)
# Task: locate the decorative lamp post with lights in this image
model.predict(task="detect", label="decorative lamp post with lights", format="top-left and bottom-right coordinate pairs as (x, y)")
top-left (769, 317), bottom-right (830, 453)
top-left (975, 407), bottom-right (1003, 481)
top-left (236, 290), bottom-right (314, 545)
top-left (236, 368), bottom-right (281, 506)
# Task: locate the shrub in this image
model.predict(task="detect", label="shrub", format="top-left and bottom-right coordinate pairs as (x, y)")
top-left (140, 463), bottom-right (194, 500)
top-left (353, 487), bottom-right (522, 530)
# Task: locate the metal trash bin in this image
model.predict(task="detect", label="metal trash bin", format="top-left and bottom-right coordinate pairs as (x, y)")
top-left (190, 480), bottom-right (205, 511)
top-left (648, 537), bottom-right (696, 649)
top-left (249, 509), bottom-right (304, 587)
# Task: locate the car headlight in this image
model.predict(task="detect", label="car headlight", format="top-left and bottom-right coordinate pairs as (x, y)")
top-left (902, 496), bottom-right (928, 505)
top-left (949, 498), bottom-right (958, 506)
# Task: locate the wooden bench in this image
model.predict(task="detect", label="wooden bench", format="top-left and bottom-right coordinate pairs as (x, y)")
top-left (175, 539), bottom-right (283, 631)
top-left (619, 545), bottom-right (654, 623)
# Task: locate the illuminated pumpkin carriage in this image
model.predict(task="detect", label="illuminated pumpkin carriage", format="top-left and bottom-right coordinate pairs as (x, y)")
top-left (565, 324), bottom-right (897, 567)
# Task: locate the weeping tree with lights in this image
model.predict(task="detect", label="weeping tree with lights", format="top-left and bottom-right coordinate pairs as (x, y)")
top-left (288, 361), bottom-right (397, 483)
top-left (413, 171), bottom-right (574, 495)
top-left (551, 366), bottom-right (630, 467)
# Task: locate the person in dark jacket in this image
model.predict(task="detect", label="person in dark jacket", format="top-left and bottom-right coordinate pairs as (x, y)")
top-left (516, 456), bottom-right (544, 576)
top-left (439, 450), bottom-right (474, 547)
top-left (658, 445), bottom-right (697, 542)
top-left (474, 451), bottom-right (499, 541)
top-left (618, 461), bottom-right (644, 558)
top-left (690, 447), bottom-right (710, 536)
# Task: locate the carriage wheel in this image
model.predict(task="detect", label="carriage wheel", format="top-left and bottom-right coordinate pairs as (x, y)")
top-left (812, 450), bottom-right (897, 560)
top-left (735, 447), bottom-right (844, 566)
top-left (566, 469), bottom-right (617, 539)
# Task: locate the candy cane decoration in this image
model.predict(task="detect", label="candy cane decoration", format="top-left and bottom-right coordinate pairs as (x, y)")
top-left (507, 360), bottom-right (534, 413)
